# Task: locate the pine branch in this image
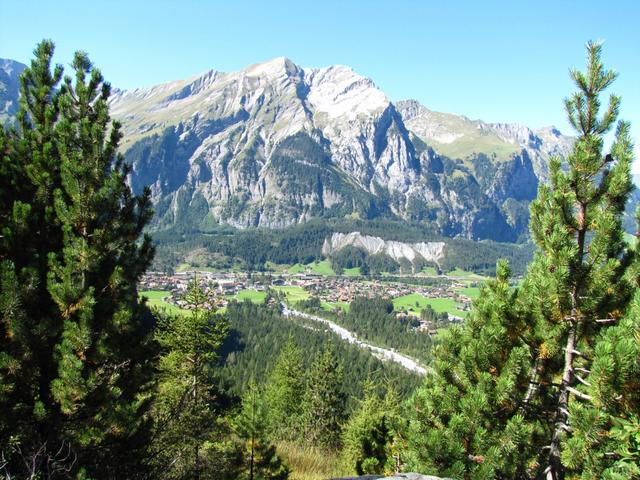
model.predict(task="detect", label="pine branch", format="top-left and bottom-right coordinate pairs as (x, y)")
top-left (574, 374), bottom-right (591, 387)
top-left (594, 318), bottom-right (616, 324)
top-left (566, 386), bottom-right (593, 401)
top-left (574, 367), bottom-right (591, 374)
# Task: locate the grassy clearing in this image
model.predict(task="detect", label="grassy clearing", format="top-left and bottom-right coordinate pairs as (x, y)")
top-left (446, 268), bottom-right (477, 278)
top-left (286, 263), bottom-right (306, 274)
top-left (321, 301), bottom-right (350, 313)
top-left (308, 260), bottom-right (335, 276)
top-left (343, 267), bottom-right (360, 277)
top-left (286, 260), bottom-right (335, 276)
top-left (276, 441), bottom-right (348, 480)
top-left (174, 263), bottom-right (220, 273)
top-left (139, 290), bottom-right (187, 315)
top-left (456, 286), bottom-right (481, 300)
top-left (421, 266), bottom-right (438, 275)
top-left (232, 289), bottom-right (267, 303)
top-left (273, 285), bottom-right (310, 303)
top-left (392, 293), bottom-right (466, 317)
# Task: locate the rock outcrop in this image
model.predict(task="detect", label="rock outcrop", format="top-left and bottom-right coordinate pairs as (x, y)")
top-left (322, 232), bottom-right (445, 266)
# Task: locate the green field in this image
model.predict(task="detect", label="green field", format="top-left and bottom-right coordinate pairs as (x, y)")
top-left (421, 266), bottom-right (439, 275)
top-left (232, 289), bottom-right (267, 303)
top-left (392, 293), bottom-right (467, 317)
top-left (139, 290), bottom-right (187, 315)
top-left (455, 286), bottom-right (481, 300)
top-left (174, 263), bottom-right (222, 273)
top-left (343, 267), bottom-right (361, 277)
top-left (273, 285), bottom-right (311, 302)
top-left (445, 268), bottom-right (486, 279)
top-left (321, 301), bottom-right (350, 313)
top-left (287, 260), bottom-right (336, 276)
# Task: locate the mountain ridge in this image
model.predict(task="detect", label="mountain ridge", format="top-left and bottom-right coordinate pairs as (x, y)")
top-left (1, 56), bottom-right (578, 241)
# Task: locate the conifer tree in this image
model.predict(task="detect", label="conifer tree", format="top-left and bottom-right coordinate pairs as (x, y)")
top-left (302, 343), bottom-right (346, 448)
top-left (264, 337), bottom-right (305, 440)
top-left (341, 380), bottom-right (403, 475)
top-left (523, 40), bottom-right (635, 479)
top-left (152, 278), bottom-right (229, 479)
top-left (408, 41), bottom-right (637, 480)
top-left (233, 383), bottom-right (289, 480)
top-left (407, 260), bottom-right (537, 478)
top-left (0, 41), bottom-right (156, 478)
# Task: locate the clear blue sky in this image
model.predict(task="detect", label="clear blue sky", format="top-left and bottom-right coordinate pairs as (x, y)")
top-left (2, 0), bottom-right (639, 170)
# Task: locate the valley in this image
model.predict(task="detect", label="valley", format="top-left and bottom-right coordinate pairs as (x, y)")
top-left (139, 262), bottom-right (484, 379)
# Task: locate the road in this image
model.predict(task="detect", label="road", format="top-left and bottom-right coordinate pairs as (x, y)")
top-left (281, 304), bottom-right (429, 375)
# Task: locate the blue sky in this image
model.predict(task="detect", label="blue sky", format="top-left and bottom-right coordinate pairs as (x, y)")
top-left (2, 0), bottom-right (639, 170)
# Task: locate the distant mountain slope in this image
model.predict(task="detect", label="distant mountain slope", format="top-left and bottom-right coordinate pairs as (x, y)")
top-left (0, 59), bottom-right (26, 125)
top-left (0, 56), bottom-right (578, 241)
top-left (396, 99), bottom-right (574, 181)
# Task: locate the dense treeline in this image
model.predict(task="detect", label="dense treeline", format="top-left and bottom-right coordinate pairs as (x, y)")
top-left (218, 299), bottom-right (421, 411)
top-left (298, 296), bottom-right (433, 362)
top-left (151, 220), bottom-right (535, 276)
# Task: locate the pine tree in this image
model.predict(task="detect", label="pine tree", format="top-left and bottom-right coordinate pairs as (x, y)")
top-left (152, 278), bottom-right (229, 479)
top-left (0, 41), bottom-right (156, 478)
top-left (408, 41), bottom-right (637, 480)
top-left (263, 337), bottom-right (305, 440)
top-left (523, 40), bottom-right (635, 479)
top-left (302, 343), bottom-right (346, 448)
top-left (407, 260), bottom-right (537, 478)
top-left (341, 380), bottom-right (401, 475)
top-left (233, 383), bottom-right (289, 480)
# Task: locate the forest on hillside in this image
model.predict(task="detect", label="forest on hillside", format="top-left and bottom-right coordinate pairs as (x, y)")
top-left (1, 40), bottom-right (639, 480)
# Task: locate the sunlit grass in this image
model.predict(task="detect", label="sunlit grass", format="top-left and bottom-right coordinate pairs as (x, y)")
top-left (392, 293), bottom-right (466, 317)
top-left (275, 441), bottom-right (349, 480)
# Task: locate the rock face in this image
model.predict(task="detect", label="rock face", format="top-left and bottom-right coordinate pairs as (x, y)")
top-left (322, 232), bottom-right (446, 265)
top-left (0, 56), bottom-right (575, 241)
top-left (0, 59), bottom-right (26, 125)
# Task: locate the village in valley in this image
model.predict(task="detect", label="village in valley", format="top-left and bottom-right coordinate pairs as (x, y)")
top-left (139, 265), bottom-right (482, 334)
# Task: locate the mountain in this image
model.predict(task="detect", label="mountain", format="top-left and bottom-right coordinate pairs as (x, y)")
top-left (0, 59), bottom-right (26, 125)
top-left (0, 56), bottom-right (575, 241)
top-left (396, 100), bottom-right (573, 181)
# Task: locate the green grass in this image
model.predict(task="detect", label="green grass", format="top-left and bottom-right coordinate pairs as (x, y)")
top-left (232, 289), bottom-right (267, 303)
top-left (264, 261), bottom-right (289, 272)
top-left (392, 293), bottom-right (467, 317)
top-left (456, 286), bottom-right (481, 300)
top-left (445, 269), bottom-right (486, 281)
top-left (273, 285), bottom-right (311, 302)
top-left (343, 267), bottom-right (361, 277)
top-left (421, 266), bottom-right (438, 275)
top-left (139, 290), bottom-right (187, 315)
top-left (286, 260), bottom-right (336, 276)
top-left (287, 263), bottom-right (307, 274)
top-left (174, 263), bottom-right (220, 273)
top-left (321, 301), bottom-right (350, 313)
top-left (276, 441), bottom-right (348, 480)
top-left (308, 260), bottom-right (335, 276)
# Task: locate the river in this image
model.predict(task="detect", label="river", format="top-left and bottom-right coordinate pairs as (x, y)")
top-left (281, 304), bottom-right (429, 375)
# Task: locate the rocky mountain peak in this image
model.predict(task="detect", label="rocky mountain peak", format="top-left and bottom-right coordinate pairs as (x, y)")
top-left (244, 56), bottom-right (300, 78)
top-left (0, 55), bottom-right (582, 241)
